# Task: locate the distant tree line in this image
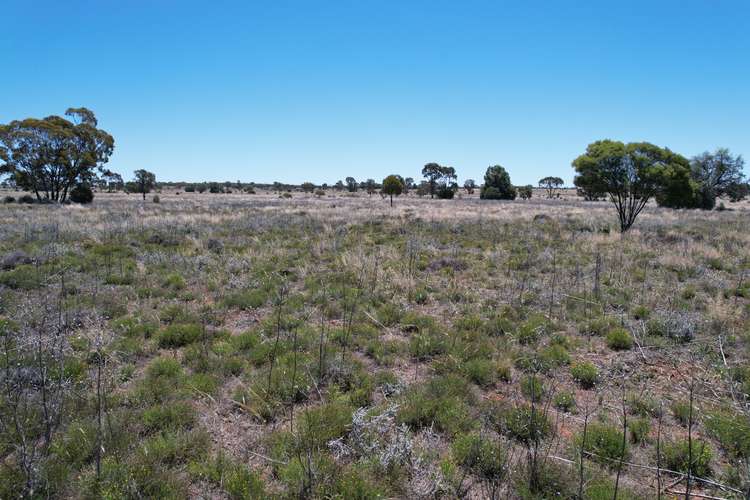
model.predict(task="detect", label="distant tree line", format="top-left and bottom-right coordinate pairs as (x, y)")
top-left (2, 110), bottom-right (746, 226)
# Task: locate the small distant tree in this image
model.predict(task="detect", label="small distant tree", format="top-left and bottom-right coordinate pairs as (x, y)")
top-left (422, 163), bottom-right (443, 198)
top-left (301, 182), bottom-right (315, 193)
top-left (538, 176), bottom-right (564, 198)
top-left (518, 185), bottom-right (533, 200)
top-left (404, 177), bottom-right (415, 192)
top-left (133, 169), bottom-right (156, 200)
top-left (102, 171), bottom-right (123, 192)
top-left (364, 179), bottom-right (377, 195)
top-left (464, 179), bottom-right (476, 194)
top-left (345, 176), bottom-right (357, 192)
top-left (480, 165), bottom-right (516, 200)
top-left (690, 148), bottom-right (746, 209)
top-left (335, 180), bottom-right (344, 191)
top-left (382, 175), bottom-right (404, 207)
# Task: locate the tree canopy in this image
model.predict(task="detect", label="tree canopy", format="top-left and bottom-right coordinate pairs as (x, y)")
top-left (422, 163), bottom-right (457, 199)
top-left (382, 175), bottom-right (405, 206)
top-left (480, 165), bottom-right (516, 200)
top-left (538, 176), bottom-right (564, 198)
top-left (0, 107), bottom-right (114, 202)
top-left (690, 148), bottom-right (746, 209)
top-left (133, 169), bottom-right (156, 200)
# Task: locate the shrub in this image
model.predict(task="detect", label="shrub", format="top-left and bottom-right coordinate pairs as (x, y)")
top-left (70, 184), bottom-right (94, 204)
top-left (2, 195), bottom-right (15, 203)
top-left (452, 433), bottom-right (508, 481)
top-left (629, 417), bottom-right (650, 444)
top-left (627, 393), bottom-right (661, 418)
top-left (577, 422), bottom-right (628, 465)
top-left (463, 358), bottom-right (496, 387)
top-left (605, 327), bottom-right (633, 350)
top-left (157, 323), bottom-right (202, 348)
top-left (500, 405), bottom-right (552, 444)
top-left (480, 165), bottom-right (516, 200)
top-left (554, 391), bottom-right (576, 412)
top-left (143, 402), bottom-right (195, 433)
top-left (153, 195), bottom-right (160, 203)
top-left (670, 400), bottom-right (693, 427)
top-left (19, 194), bottom-right (35, 203)
top-left (398, 374), bottom-right (475, 436)
top-left (223, 289), bottom-right (267, 310)
top-left (659, 439), bottom-right (713, 477)
top-left (570, 361), bottom-right (599, 389)
top-left (521, 375), bottom-right (545, 401)
top-left (704, 409), bottom-right (750, 459)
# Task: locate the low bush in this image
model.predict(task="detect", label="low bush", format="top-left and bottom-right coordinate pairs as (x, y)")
top-left (605, 327), bottom-right (633, 350)
top-left (452, 433), bottom-right (508, 482)
top-left (570, 361), bottom-right (599, 389)
top-left (398, 374), bottom-right (475, 436)
top-left (157, 323), bottom-right (202, 348)
top-left (704, 409), bottom-right (750, 459)
top-left (577, 422), bottom-right (628, 465)
top-left (500, 405), bottom-right (552, 444)
top-left (554, 391), bottom-right (576, 412)
top-left (659, 439), bottom-right (713, 477)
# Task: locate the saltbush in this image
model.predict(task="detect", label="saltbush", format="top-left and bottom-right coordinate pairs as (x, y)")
top-left (605, 327), bottom-right (633, 350)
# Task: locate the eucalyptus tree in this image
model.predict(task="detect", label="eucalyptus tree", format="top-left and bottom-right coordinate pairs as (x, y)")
top-left (0, 107), bottom-right (114, 202)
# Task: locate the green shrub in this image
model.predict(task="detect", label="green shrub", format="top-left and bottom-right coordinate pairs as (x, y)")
top-left (629, 417), bottom-right (650, 444)
top-left (157, 323), bottom-right (202, 348)
top-left (570, 361), bottom-right (599, 389)
top-left (146, 356), bottom-right (183, 379)
top-left (224, 289), bottom-right (268, 310)
top-left (577, 422), bottom-right (628, 465)
top-left (704, 409), bottom-right (750, 459)
top-left (463, 358), bottom-right (496, 387)
top-left (540, 344), bottom-right (570, 367)
top-left (143, 402), bottom-right (195, 433)
top-left (500, 405), bottom-right (552, 444)
top-left (670, 400), bottom-right (693, 427)
top-left (399, 374), bottom-right (475, 436)
top-left (514, 314), bottom-right (549, 345)
top-left (452, 433), bottom-right (508, 481)
top-left (627, 393), bottom-right (662, 418)
top-left (554, 391), bottom-right (576, 412)
top-left (605, 328), bottom-right (633, 350)
top-left (189, 453), bottom-right (266, 499)
top-left (659, 439), bottom-right (713, 477)
top-left (520, 375), bottom-right (545, 401)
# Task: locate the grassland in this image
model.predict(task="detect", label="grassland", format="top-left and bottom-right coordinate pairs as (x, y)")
top-left (1, 190), bottom-right (749, 499)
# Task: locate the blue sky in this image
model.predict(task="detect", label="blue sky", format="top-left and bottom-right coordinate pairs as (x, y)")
top-left (2, 1), bottom-right (748, 185)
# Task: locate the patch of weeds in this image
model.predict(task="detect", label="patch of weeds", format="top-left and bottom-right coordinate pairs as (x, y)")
top-left (223, 288), bottom-right (268, 310)
top-left (520, 374), bottom-right (545, 401)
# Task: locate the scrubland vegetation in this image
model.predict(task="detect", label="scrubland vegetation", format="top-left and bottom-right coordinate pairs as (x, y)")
top-left (1, 190), bottom-right (749, 499)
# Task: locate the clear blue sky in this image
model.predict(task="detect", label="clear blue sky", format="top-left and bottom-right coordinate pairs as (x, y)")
top-left (2, 1), bottom-right (748, 185)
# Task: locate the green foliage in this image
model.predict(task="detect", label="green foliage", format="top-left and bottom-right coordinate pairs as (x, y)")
top-left (554, 391), bottom-right (576, 412)
top-left (500, 405), bottom-right (552, 444)
top-left (142, 402), bottom-right (195, 434)
top-left (69, 183), bottom-right (94, 204)
top-left (659, 439), bottom-right (713, 477)
top-left (605, 327), bottom-right (633, 350)
top-left (480, 165), bottom-right (516, 200)
top-left (223, 289), bottom-right (268, 310)
top-left (577, 422), bottom-right (628, 465)
top-left (157, 323), bottom-right (202, 348)
top-left (670, 400), bottom-right (693, 427)
top-left (570, 361), bottom-right (599, 389)
top-left (704, 409), bottom-right (750, 459)
top-left (452, 433), bottom-right (508, 481)
top-left (398, 374), bottom-right (475, 436)
top-left (629, 417), bottom-right (650, 444)
top-left (520, 375), bottom-right (545, 401)
top-left (189, 453), bottom-right (266, 499)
